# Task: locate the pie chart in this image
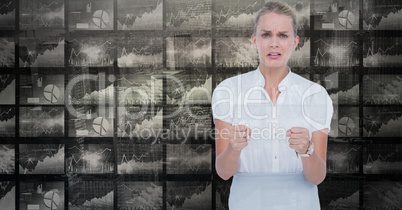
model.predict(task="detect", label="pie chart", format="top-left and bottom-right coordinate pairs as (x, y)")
top-left (43, 191), bottom-right (61, 210)
top-left (93, 10), bottom-right (109, 29)
top-left (93, 117), bottom-right (109, 136)
top-left (44, 84), bottom-right (60, 104)
top-left (338, 117), bottom-right (355, 136)
top-left (338, 10), bottom-right (355, 29)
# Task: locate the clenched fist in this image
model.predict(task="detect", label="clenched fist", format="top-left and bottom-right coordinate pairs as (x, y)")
top-left (227, 125), bottom-right (252, 151)
top-left (287, 127), bottom-right (310, 154)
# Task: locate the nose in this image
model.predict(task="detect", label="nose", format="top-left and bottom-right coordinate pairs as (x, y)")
top-left (270, 37), bottom-right (278, 48)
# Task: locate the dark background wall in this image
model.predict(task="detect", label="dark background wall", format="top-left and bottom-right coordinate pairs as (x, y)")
top-left (0, 0), bottom-right (401, 209)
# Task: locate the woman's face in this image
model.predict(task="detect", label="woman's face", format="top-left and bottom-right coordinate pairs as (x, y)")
top-left (251, 12), bottom-right (299, 70)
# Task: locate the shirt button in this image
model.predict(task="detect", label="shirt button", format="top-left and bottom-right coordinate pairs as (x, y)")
top-left (274, 156), bottom-right (277, 159)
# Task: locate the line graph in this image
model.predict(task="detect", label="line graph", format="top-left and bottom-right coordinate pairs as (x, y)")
top-left (363, 144), bottom-right (402, 174)
top-left (319, 180), bottom-right (359, 209)
top-left (119, 146), bottom-right (161, 164)
top-left (323, 70), bottom-right (359, 105)
top-left (0, 1), bottom-right (12, 10)
top-left (117, 181), bottom-right (162, 209)
top-left (327, 144), bottom-right (360, 173)
top-left (117, 77), bottom-right (141, 87)
top-left (363, 0), bottom-right (402, 30)
top-left (215, 1), bottom-right (258, 23)
top-left (121, 46), bottom-right (147, 55)
top-left (19, 0), bottom-right (64, 30)
top-left (363, 37), bottom-right (402, 67)
top-left (19, 144), bottom-right (64, 174)
top-left (363, 106), bottom-right (402, 137)
top-left (167, 181), bottom-right (212, 209)
top-left (69, 180), bottom-right (113, 208)
top-left (38, 0), bottom-right (58, 9)
top-left (0, 108), bottom-right (12, 117)
top-left (365, 154), bottom-right (394, 164)
top-left (166, 106), bottom-right (211, 143)
top-left (19, 36), bottom-right (64, 67)
top-left (117, 37), bottom-right (163, 68)
top-left (68, 38), bottom-right (114, 67)
top-left (366, 46), bottom-right (395, 57)
top-left (214, 0), bottom-right (259, 30)
top-left (214, 38), bottom-right (258, 68)
top-left (313, 37), bottom-right (359, 67)
top-left (0, 0), bottom-right (15, 30)
top-left (19, 106), bottom-right (64, 137)
top-left (117, 143), bottom-right (163, 174)
top-left (165, 0), bottom-right (211, 30)
top-left (68, 144), bottom-right (114, 174)
top-left (315, 39), bottom-right (357, 49)
top-left (166, 144), bottom-right (211, 174)
top-left (117, 105), bottom-right (163, 141)
top-left (288, 37), bottom-right (310, 67)
top-left (363, 74), bottom-right (402, 105)
top-left (69, 146), bottom-right (112, 155)
top-left (67, 72), bottom-right (115, 106)
top-left (0, 106), bottom-right (15, 137)
top-left (0, 106), bottom-right (16, 137)
top-left (364, 181), bottom-right (402, 209)
top-left (121, 153), bottom-right (147, 163)
top-left (117, 0), bottom-right (163, 30)
top-left (166, 37), bottom-right (211, 69)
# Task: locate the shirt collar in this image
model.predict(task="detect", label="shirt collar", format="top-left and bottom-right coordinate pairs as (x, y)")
top-left (254, 66), bottom-right (292, 91)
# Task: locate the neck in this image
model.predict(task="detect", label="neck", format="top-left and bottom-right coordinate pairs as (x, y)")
top-left (259, 66), bottom-right (289, 89)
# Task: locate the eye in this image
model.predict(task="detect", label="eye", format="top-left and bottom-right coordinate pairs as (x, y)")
top-left (262, 33), bottom-right (269, 38)
top-left (280, 34), bottom-right (288, 38)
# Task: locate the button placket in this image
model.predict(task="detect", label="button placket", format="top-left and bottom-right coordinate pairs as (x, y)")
top-left (272, 105), bottom-right (280, 173)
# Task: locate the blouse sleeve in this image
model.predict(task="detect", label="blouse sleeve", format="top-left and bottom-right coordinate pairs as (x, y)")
top-left (302, 83), bottom-right (334, 133)
top-left (211, 81), bottom-right (234, 124)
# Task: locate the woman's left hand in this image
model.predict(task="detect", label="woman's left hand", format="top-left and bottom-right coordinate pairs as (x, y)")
top-left (287, 127), bottom-right (310, 154)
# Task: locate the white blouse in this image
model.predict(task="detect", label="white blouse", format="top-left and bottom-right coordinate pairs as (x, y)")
top-left (212, 67), bottom-right (333, 173)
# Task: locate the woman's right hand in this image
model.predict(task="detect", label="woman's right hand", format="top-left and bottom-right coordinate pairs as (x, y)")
top-left (227, 125), bottom-right (252, 151)
top-left (215, 120), bottom-right (252, 180)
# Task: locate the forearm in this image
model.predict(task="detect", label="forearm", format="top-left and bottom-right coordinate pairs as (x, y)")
top-left (301, 152), bottom-right (326, 185)
top-left (216, 146), bottom-right (241, 180)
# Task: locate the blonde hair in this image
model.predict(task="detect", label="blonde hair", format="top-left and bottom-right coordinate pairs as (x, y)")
top-left (254, 1), bottom-right (298, 36)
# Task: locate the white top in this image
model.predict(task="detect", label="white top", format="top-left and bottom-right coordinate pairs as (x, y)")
top-left (212, 67), bottom-right (333, 173)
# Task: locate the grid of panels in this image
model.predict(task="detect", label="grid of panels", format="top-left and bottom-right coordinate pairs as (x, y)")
top-left (0, 0), bottom-right (401, 209)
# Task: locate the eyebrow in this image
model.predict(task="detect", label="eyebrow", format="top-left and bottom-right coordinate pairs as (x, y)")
top-left (260, 30), bottom-right (290, 34)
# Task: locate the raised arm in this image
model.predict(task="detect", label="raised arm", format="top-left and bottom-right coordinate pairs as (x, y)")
top-left (288, 127), bottom-right (329, 185)
top-left (215, 119), bottom-right (251, 180)
top-left (301, 129), bottom-right (328, 185)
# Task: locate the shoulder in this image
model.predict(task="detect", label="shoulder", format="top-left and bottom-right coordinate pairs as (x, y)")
top-left (288, 72), bottom-right (329, 97)
top-left (288, 73), bottom-right (316, 90)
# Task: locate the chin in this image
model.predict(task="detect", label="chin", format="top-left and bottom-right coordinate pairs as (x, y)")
top-left (261, 63), bottom-right (285, 69)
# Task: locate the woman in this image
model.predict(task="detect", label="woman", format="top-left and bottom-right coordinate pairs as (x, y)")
top-left (211, 1), bottom-right (333, 209)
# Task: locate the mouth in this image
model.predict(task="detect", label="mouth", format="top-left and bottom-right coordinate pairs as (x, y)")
top-left (267, 52), bottom-right (281, 59)
top-left (268, 52), bottom-right (281, 56)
